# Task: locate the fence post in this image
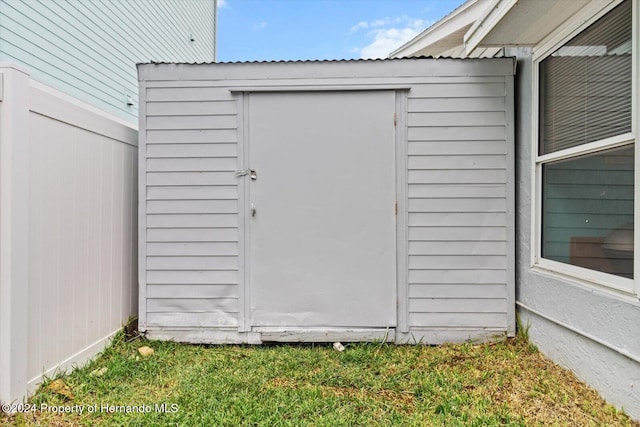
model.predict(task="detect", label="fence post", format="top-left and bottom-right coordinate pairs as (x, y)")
top-left (0, 63), bottom-right (30, 406)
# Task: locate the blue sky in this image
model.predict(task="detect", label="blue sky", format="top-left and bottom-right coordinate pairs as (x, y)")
top-left (217, 0), bottom-right (466, 62)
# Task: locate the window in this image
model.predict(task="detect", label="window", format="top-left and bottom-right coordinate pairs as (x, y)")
top-left (535, 0), bottom-right (636, 293)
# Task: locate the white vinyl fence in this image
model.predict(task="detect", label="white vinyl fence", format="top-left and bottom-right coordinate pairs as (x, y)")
top-left (0, 63), bottom-right (138, 405)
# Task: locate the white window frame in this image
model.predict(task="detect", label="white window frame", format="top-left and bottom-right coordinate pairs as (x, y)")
top-left (530, 0), bottom-right (639, 297)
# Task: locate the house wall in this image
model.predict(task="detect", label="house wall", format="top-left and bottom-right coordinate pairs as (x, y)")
top-left (0, 64), bottom-right (138, 405)
top-left (507, 46), bottom-right (640, 420)
top-left (0, 0), bottom-right (216, 124)
top-left (138, 58), bottom-right (515, 344)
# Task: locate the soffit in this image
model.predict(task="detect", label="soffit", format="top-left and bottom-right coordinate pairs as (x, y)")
top-left (470, 0), bottom-right (599, 47)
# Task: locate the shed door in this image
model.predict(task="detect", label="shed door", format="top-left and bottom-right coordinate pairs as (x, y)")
top-left (248, 91), bottom-right (396, 327)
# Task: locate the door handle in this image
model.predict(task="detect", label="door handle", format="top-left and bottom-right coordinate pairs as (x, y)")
top-left (236, 169), bottom-right (257, 180)
top-left (251, 203), bottom-right (256, 218)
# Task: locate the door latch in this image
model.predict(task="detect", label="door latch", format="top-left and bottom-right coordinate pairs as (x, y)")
top-left (236, 169), bottom-right (257, 180)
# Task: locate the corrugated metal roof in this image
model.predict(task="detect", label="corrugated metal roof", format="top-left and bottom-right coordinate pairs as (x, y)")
top-left (136, 55), bottom-right (502, 66)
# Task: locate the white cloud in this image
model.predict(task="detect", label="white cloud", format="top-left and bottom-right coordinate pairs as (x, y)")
top-left (253, 21), bottom-right (267, 31)
top-left (217, 0), bottom-right (227, 9)
top-left (371, 18), bottom-right (389, 27)
top-left (355, 18), bottom-right (430, 59)
top-left (350, 21), bottom-right (369, 33)
top-left (350, 18), bottom-right (392, 34)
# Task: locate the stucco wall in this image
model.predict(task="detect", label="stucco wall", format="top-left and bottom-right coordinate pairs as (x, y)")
top-left (508, 46), bottom-right (640, 420)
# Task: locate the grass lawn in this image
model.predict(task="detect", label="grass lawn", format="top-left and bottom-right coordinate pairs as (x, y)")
top-left (2, 332), bottom-right (637, 426)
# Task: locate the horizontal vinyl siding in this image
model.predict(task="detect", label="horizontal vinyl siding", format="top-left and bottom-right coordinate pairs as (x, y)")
top-left (0, 0), bottom-right (215, 123)
top-left (144, 87), bottom-right (239, 328)
top-left (407, 83), bottom-right (509, 330)
top-left (146, 312), bottom-right (238, 328)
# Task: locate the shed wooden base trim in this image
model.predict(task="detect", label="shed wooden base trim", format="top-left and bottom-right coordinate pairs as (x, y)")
top-left (146, 329), bottom-right (262, 344)
top-left (146, 328), bottom-right (508, 345)
top-left (255, 328), bottom-right (396, 343)
top-left (396, 329), bottom-right (507, 345)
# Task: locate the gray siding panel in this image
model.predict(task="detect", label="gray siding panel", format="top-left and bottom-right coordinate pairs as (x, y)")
top-left (146, 87), bottom-right (235, 102)
top-left (147, 186), bottom-right (237, 200)
top-left (147, 312), bottom-right (238, 327)
top-left (147, 242), bottom-right (237, 256)
top-left (408, 169), bottom-right (506, 184)
top-left (146, 158), bottom-right (237, 172)
top-left (147, 284), bottom-right (238, 298)
top-left (146, 200), bottom-right (237, 214)
top-left (408, 155), bottom-right (506, 170)
top-left (408, 126), bottom-right (505, 141)
top-left (397, 83), bottom-right (506, 98)
top-left (147, 172), bottom-right (237, 186)
top-left (409, 313), bottom-right (507, 329)
top-left (409, 298), bottom-right (506, 313)
top-left (146, 214), bottom-right (238, 228)
top-left (408, 184), bottom-right (506, 199)
top-left (409, 141), bottom-right (506, 155)
top-left (407, 111), bottom-right (505, 127)
top-left (409, 241), bottom-right (506, 255)
top-left (146, 270), bottom-right (238, 285)
top-left (409, 226), bottom-right (507, 241)
top-left (146, 129), bottom-right (237, 144)
top-left (141, 79), bottom-right (240, 331)
top-left (146, 257), bottom-right (237, 270)
top-left (146, 144), bottom-right (237, 158)
top-left (406, 75), bottom-right (511, 331)
top-left (146, 101), bottom-right (237, 116)
top-left (146, 115), bottom-right (237, 130)
top-left (147, 228), bottom-right (238, 242)
top-left (409, 255), bottom-right (507, 270)
top-left (408, 198), bottom-right (506, 213)
top-left (408, 212), bottom-right (507, 227)
top-left (409, 269), bottom-right (506, 284)
top-left (147, 298), bottom-right (238, 313)
top-left (410, 284), bottom-right (506, 299)
top-left (407, 97), bottom-right (506, 112)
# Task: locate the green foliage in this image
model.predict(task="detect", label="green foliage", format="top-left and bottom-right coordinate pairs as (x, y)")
top-left (516, 314), bottom-right (539, 353)
top-left (516, 314), bottom-right (531, 342)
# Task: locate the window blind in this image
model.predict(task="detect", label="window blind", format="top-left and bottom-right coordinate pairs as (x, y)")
top-left (539, 0), bottom-right (632, 155)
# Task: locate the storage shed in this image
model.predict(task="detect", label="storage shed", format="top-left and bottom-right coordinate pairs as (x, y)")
top-left (137, 57), bottom-right (515, 344)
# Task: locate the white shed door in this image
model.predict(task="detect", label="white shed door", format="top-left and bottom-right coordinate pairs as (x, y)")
top-left (248, 91), bottom-right (396, 327)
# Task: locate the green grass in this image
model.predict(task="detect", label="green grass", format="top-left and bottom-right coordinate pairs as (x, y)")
top-left (2, 333), bottom-right (637, 426)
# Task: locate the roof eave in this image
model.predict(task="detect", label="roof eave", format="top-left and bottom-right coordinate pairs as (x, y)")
top-left (390, 0), bottom-right (489, 58)
top-left (463, 0), bottom-right (518, 55)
